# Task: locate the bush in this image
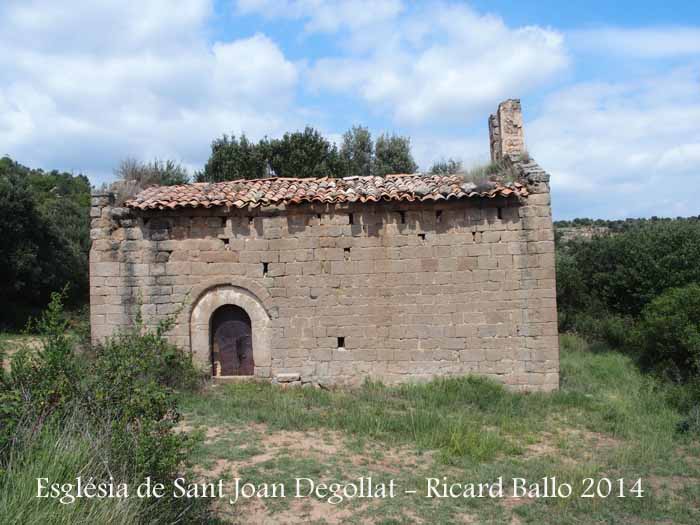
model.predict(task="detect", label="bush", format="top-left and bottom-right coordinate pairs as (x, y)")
top-left (10, 291), bottom-right (81, 416)
top-left (84, 313), bottom-right (203, 481)
top-left (0, 416), bottom-right (149, 525)
top-left (0, 294), bottom-right (207, 523)
top-left (565, 312), bottom-right (633, 352)
top-left (556, 220), bottom-right (700, 320)
top-left (633, 283), bottom-right (700, 382)
top-left (0, 156), bottom-right (90, 329)
top-left (0, 356), bottom-right (21, 457)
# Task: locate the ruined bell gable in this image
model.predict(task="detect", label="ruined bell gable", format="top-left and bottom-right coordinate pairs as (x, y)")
top-left (89, 100), bottom-right (559, 391)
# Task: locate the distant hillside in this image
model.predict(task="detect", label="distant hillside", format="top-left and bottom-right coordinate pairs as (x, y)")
top-left (555, 216), bottom-right (700, 242)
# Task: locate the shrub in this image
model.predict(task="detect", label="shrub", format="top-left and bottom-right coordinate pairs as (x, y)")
top-left (566, 312), bottom-right (633, 351)
top-left (0, 351), bottom-right (21, 459)
top-left (11, 291), bottom-right (81, 415)
top-left (0, 156), bottom-right (90, 329)
top-left (0, 294), bottom-right (208, 523)
top-left (84, 314), bottom-right (203, 481)
top-left (0, 415), bottom-right (147, 525)
top-left (556, 220), bottom-right (700, 319)
top-left (633, 283), bottom-right (700, 382)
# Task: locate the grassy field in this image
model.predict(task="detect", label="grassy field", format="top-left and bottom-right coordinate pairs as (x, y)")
top-left (179, 335), bottom-right (700, 524)
top-left (0, 332), bottom-right (41, 371)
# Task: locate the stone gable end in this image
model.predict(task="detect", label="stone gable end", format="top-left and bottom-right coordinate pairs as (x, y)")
top-left (89, 100), bottom-right (559, 391)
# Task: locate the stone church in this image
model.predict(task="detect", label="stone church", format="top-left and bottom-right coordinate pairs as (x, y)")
top-left (89, 100), bottom-right (558, 391)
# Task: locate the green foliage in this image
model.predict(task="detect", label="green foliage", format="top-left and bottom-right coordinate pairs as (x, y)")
top-left (0, 157), bottom-right (90, 328)
top-left (339, 125), bottom-right (373, 177)
top-left (0, 354), bottom-right (21, 456)
top-left (198, 133), bottom-right (270, 182)
top-left (632, 284), bottom-right (700, 382)
top-left (268, 127), bottom-right (341, 178)
top-left (11, 291), bottom-right (81, 417)
top-left (198, 129), bottom-right (342, 181)
top-left (83, 313), bottom-right (202, 481)
top-left (429, 158), bottom-right (463, 174)
top-left (557, 219), bottom-right (700, 322)
top-left (555, 215), bottom-right (700, 231)
top-left (372, 133), bottom-right (418, 176)
top-left (0, 295), bottom-right (206, 523)
top-left (0, 417), bottom-right (150, 525)
top-left (556, 219), bottom-right (700, 431)
top-left (198, 126), bottom-right (418, 181)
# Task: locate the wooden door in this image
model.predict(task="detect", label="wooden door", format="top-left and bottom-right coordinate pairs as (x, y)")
top-left (211, 306), bottom-right (254, 376)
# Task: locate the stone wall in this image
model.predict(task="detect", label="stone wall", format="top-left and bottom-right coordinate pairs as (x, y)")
top-left (489, 99), bottom-right (525, 163)
top-left (90, 188), bottom-right (559, 391)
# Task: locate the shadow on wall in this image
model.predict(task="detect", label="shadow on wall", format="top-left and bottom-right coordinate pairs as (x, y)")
top-left (126, 197), bottom-right (522, 243)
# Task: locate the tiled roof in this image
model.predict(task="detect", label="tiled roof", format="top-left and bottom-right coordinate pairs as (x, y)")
top-left (124, 174), bottom-right (528, 210)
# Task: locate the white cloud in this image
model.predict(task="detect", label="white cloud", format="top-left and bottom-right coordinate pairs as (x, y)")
top-left (657, 143), bottom-right (700, 172)
top-left (410, 133), bottom-right (489, 172)
top-left (236, 0), bottom-right (403, 34)
top-left (304, 3), bottom-right (568, 125)
top-left (2, 1), bottom-right (699, 222)
top-left (571, 27), bottom-right (700, 59)
top-left (212, 34), bottom-right (298, 106)
top-left (528, 67), bottom-right (700, 219)
top-left (0, 0), bottom-right (300, 184)
top-left (3, 0), bottom-right (212, 54)
top-left (237, 1), bottom-right (568, 124)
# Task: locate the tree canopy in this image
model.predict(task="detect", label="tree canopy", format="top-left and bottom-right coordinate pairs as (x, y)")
top-left (198, 126), bottom-right (418, 182)
top-left (430, 158), bottom-right (463, 175)
top-left (268, 127), bottom-right (342, 179)
top-left (339, 126), bottom-right (373, 178)
top-left (373, 133), bottom-right (418, 176)
top-left (0, 156), bottom-right (91, 328)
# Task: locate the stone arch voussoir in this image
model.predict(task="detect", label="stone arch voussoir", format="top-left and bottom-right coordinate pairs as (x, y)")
top-left (189, 282), bottom-right (272, 378)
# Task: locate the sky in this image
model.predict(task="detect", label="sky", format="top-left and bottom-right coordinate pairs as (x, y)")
top-left (1, 0), bottom-right (699, 219)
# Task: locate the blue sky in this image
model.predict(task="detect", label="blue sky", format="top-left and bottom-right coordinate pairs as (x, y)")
top-left (1, 1), bottom-right (699, 219)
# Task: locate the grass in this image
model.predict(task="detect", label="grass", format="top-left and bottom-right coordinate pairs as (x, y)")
top-left (0, 332), bottom-right (36, 344)
top-left (0, 417), bottom-right (149, 525)
top-left (0, 332), bottom-right (41, 371)
top-left (179, 334), bottom-right (700, 524)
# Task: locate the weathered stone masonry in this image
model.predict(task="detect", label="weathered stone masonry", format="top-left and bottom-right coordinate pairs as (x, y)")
top-left (89, 100), bottom-right (559, 391)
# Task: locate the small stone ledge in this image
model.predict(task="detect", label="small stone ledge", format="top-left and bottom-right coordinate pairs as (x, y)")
top-left (211, 375), bottom-right (262, 384)
top-left (275, 372), bottom-right (300, 383)
top-left (271, 372), bottom-right (320, 389)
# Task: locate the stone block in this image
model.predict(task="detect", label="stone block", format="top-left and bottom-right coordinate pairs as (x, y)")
top-left (274, 372), bottom-right (301, 383)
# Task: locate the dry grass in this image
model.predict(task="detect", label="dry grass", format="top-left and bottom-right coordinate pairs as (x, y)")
top-left (178, 335), bottom-right (700, 524)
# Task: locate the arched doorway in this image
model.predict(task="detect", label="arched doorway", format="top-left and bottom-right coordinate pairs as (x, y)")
top-left (190, 284), bottom-right (272, 378)
top-left (210, 305), bottom-right (254, 376)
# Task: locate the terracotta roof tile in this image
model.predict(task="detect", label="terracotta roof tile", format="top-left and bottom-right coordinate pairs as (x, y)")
top-left (125, 174), bottom-right (528, 211)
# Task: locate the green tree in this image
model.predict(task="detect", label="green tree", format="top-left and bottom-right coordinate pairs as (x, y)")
top-left (566, 221), bottom-right (700, 317)
top-left (199, 126), bottom-right (420, 180)
top-left (634, 284), bottom-right (700, 382)
top-left (340, 125), bottom-right (373, 177)
top-left (269, 127), bottom-right (341, 178)
top-left (197, 134), bottom-right (269, 182)
top-left (0, 157), bottom-right (90, 328)
top-left (555, 218), bottom-right (700, 346)
top-left (373, 133), bottom-right (418, 176)
top-left (430, 158), bottom-right (463, 175)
